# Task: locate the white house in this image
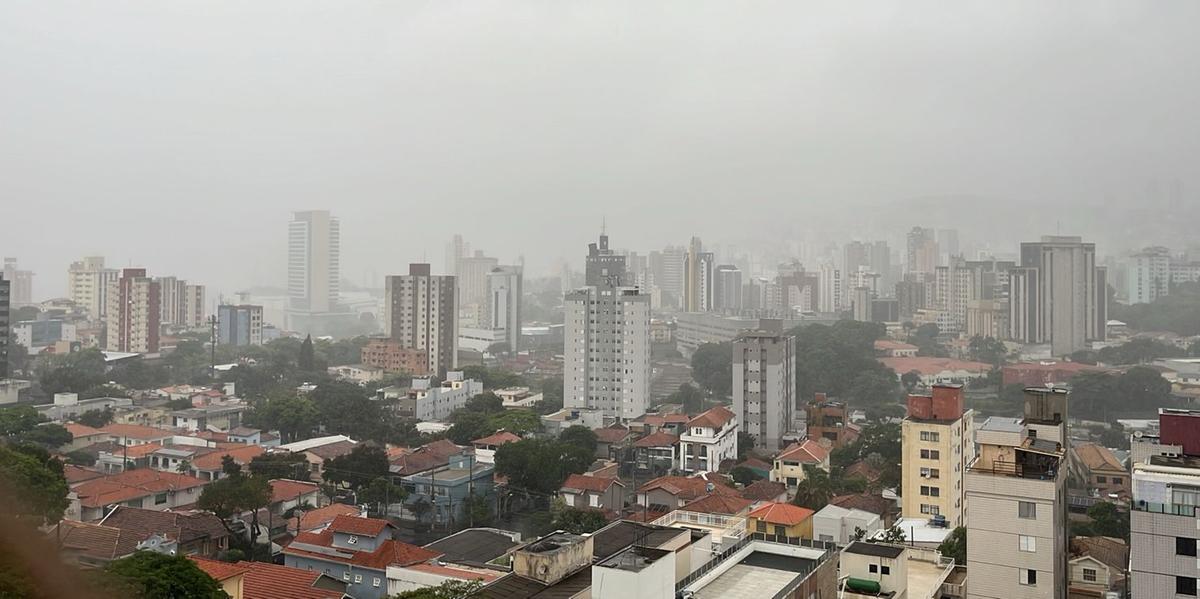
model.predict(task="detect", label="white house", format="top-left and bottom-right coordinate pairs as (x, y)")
top-left (812, 504), bottom-right (881, 545)
top-left (679, 406), bottom-right (738, 474)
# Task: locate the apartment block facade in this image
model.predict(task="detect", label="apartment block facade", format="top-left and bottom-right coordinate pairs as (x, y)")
top-left (67, 256), bottom-right (119, 318)
top-left (733, 327), bottom-right (795, 452)
top-left (216, 304), bottom-right (263, 346)
top-left (901, 384), bottom-right (976, 527)
top-left (384, 264), bottom-right (458, 376)
top-left (104, 268), bottom-right (161, 353)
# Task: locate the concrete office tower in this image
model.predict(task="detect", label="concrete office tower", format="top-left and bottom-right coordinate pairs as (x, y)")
top-left (1130, 408), bottom-right (1200, 597)
top-left (901, 385), bottom-right (976, 527)
top-left (843, 242), bottom-right (870, 301)
top-left (1010, 236), bottom-right (1107, 356)
top-left (486, 265), bottom-right (523, 352)
top-left (906, 227), bottom-right (937, 274)
top-left (933, 259), bottom-right (976, 334)
top-left (217, 304), bottom-right (263, 346)
top-left (564, 233), bottom-right (651, 420)
top-left (733, 326), bottom-right (795, 452)
top-left (0, 276), bottom-right (8, 378)
top-left (851, 286), bottom-right (872, 322)
top-left (966, 387), bottom-right (1069, 599)
top-left (384, 264), bottom-right (458, 376)
top-left (712, 265), bottom-right (742, 313)
top-left (1127, 246), bottom-right (1171, 304)
top-left (457, 251), bottom-right (499, 327)
top-left (817, 263), bottom-right (841, 313)
top-left (104, 268), bottom-right (161, 353)
top-left (869, 241), bottom-right (893, 289)
top-left (287, 210), bottom-right (340, 314)
top-left (937, 228), bottom-right (960, 264)
top-left (651, 245), bottom-right (686, 308)
top-left (2, 258), bottom-right (33, 307)
top-left (683, 238), bottom-right (715, 312)
top-left (157, 277), bottom-right (206, 329)
top-left (445, 233), bottom-right (467, 276)
top-left (67, 256), bottom-right (119, 319)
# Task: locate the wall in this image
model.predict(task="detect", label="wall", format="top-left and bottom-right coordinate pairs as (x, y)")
top-left (284, 554), bottom-right (387, 599)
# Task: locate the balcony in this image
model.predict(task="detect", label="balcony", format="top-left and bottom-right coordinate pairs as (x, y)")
top-left (1132, 501), bottom-right (1197, 517)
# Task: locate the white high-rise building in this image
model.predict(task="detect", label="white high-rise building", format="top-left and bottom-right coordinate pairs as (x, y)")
top-left (713, 265), bottom-right (743, 313)
top-left (564, 233), bottom-right (652, 420)
top-left (457, 251), bottom-right (499, 327)
top-left (157, 277), bottom-right (206, 329)
top-left (287, 210), bottom-right (340, 315)
top-left (1127, 246), bottom-right (1171, 305)
top-left (2, 258), bottom-right (33, 308)
top-left (67, 257), bottom-right (119, 319)
top-left (486, 266), bottom-right (522, 352)
top-left (733, 327), bottom-right (795, 452)
top-left (384, 264), bottom-right (458, 376)
top-left (1011, 236), bottom-right (1107, 356)
top-left (817, 262), bottom-right (842, 313)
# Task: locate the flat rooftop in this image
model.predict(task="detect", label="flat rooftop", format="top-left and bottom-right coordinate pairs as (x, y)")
top-left (691, 552), bottom-right (816, 599)
top-left (980, 417), bottom-right (1023, 433)
top-left (906, 553), bottom-right (954, 599)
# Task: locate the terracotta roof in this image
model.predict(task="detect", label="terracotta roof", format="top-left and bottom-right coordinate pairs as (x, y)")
top-left (52, 520), bottom-right (142, 561)
top-left (736, 457), bottom-right (772, 471)
top-left (100, 506), bottom-right (228, 546)
top-left (637, 476), bottom-right (739, 501)
top-left (844, 460), bottom-right (883, 482)
top-left (1070, 536), bottom-right (1129, 572)
top-left (749, 502), bottom-right (814, 526)
top-left (194, 559), bottom-right (344, 599)
top-left (298, 504), bottom-right (361, 531)
top-left (637, 413), bottom-right (691, 426)
top-left (270, 479), bottom-right (321, 504)
top-left (191, 444), bottom-right (264, 472)
top-left (687, 406), bottom-right (735, 429)
top-left (285, 528), bottom-right (440, 570)
top-left (473, 431), bottom-right (521, 447)
top-left (65, 423), bottom-right (104, 438)
top-left (878, 357), bottom-right (992, 376)
top-left (874, 339), bottom-right (919, 351)
top-left (116, 443), bottom-right (169, 458)
top-left (73, 470), bottom-right (208, 509)
top-left (390, 439), bottom-right (463, 476)
top-left (63, 464), bottom-right (104, 485)
top-left (97, 424), bottom-right (173, 440)
top-left (680, 493), bottom-right (753, 515)
top-left (740, 479), bottom-right (788, 502)
top-left (830, 493), bottom-right (895, 516)
top-left (188, 556), bottom-right (249, 581)
top-left (561, 474), bottom-right (622, 494)
top-left (327, 514), bottom-right (390, 536)
top-left (633, 431), bottom-right (679, 448)
top-left (594, 426), bottom-right (632, 444)
top-left (776, 440), bottom-right (829, 464)
top-left (1074, 443), bottom-right (1125, 473)
top-left (306, 440), bottom-right (358, 460)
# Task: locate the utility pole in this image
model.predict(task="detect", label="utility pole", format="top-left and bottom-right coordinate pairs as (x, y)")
top-left (209, 314), bottom-right (218, 380)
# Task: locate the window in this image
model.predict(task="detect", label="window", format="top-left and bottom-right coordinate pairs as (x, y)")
top-left (1019, 535), bottom-right (1036, 552)
top-left (920, 504), bottom-right (940, 515)
top-left (1096, 476), bottom-right (1106, 483)
top-left (920, 431), bottom-right (940, 442)
top-left (154, 492), bottom-right (168, 505)
top-left (869, 564), bottom-right (878, 573)
top-left (1111, 476), bottom-right (1122, 485)
top-left (1018, 501), bottom-right (1036, 519)
top-left (757, 520), bottom-right (767, 533)
top-left (589, 494), bottom-right (600, 508)
top-left (1179, 576), bottom-right (1198, 597)
top-left (920, 449), bottom-right (940, 460)
top-left (343, 572), bottom-right (351, 581)
top-left (881, 566), bottom-right (890, 575)
top-left (347, 535), bottom-right (358, 545)
top-left (373, 578), bottom-right (381, 588)
top-left (1082, 568), bottom-right (1097, 582)
top-left (1178, 537), bottom-right (1197, 557)
top-left (354, 574), bottom-right (362, 584)
top-left (1020, 569), bottom-right (1037, 586)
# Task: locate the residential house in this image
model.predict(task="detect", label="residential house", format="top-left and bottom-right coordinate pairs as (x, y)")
top-left (844, 460), bottom-right (883, 486)
top-left (733, 456), bottom-right (772, 480)
top-left (190, 558), bottom-right (248, 599)
top-left (270, 479), bottom-right (322, 515)
top-left (878, 356), bottom-right (992, 386)
top-left (422, 527), bottom-right (523, 568)
top-left (634, 475), bottom-right (741, 515)
top-left (805, 394), bottom-right (861, 449)
top-left (770, 439), bottom-right (831, 490)
top-left (630, 412), bottom-right (690, 436)
top-left (875, 339), bottom-right (920, 358)
top-left (401, 454), bottom-right (495, 527)
top-left (283, 515), bottom-right (442, 599)
top-left (1072, 442), bottom-right (1130, 501)
top-left (98, 506), bottom-right (229, 558)
top-left (1068, 536), bottom-right (1128, 598)
top-left (171, 402), bottom-right (247, 432)
top-left (747, 502), bottom-right (815, 539)
top-left (187, 444), bottom-right (266, 481)
top-left (472, 431), bottom-right (521, 465)
top-left (812, 504), bottom-right (881, 545)
top-left (389, 439), bottom-right (464, 477)
top-left (838, 541), bottom-right (957, 599)
top-left (298, 504), bottom-right (362, 534)
top-left (559, 474), bottom-right (625, 513)
top-left (226, 427), bottom-right (265, 446)
top-left (63, 423), bottom-right (107, 451)
top-left (679, 406), bottom-right (738, 474)
top-left (94, 423), bottom-right (174, 447)
top-left (679, 493), bottom-right (752, 517)
top-left (830, 493), bottom-right (900, 528)
top-left (739, 479), bottom-right (789, 505)
top-left (277, 435), bottom-right (358, 482)
top-left (593, 425), bottom-right (633, 460)
top-left (631, 431), bottom-right (678, 475)
top-left (193, 557), bottom-right (347, 599)
top-left (69, 469), bottom-right (208, 522)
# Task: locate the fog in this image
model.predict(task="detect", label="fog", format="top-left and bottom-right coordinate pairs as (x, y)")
top-left (3, 1), bottom-right (1199, 299)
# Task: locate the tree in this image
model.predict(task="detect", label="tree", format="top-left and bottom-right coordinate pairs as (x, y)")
top-left (6, 342), bottom-right (29, 376)
top-left (464, 392), bottom-right (504, 414)
top-left (911, 324), bottom-right (948, 357)
top-left (791, 466), bottom-right (834, 510)
top-left (197, 468), bottom-right (271, 544)
top-left (667, 383), bottom-right (705, 413)
top-left (691, 343), bottom-right (733, 398)
top-left (900, 370), bottom-right (921, 392)
top-left (730, 466), bottom-right (763, 486)
top-left (559, 426), bottom-right (598, 453)
top-left (968, 336), bottom-right (1008, 367)
top-left (323, 444), bottom-right (390, 492)
top-left (937, 526), bottom-right (967, 565)
top-left (104, 551), bottom-right (228, 598)
top-left (463, 493), bottom-right (493, 528)
top-left (845, 370), bottom-right (901, 406)
top-left (358, 476), bottom-right (407, 517)
top-left (298, 335), bottom-right (316, 371)
top-left (36, 349), bottom-right (107, 395)
top-left (310, 381), bottom-right (382, 438)
top-left (0, 405), bottom-right (72, 448)
top-left (248, 452), bottom-right (311, 481)
top-left (77, 407), bottom-right (115, 428)
top-left (486, 410), bottom-right (542, 436)
top-left (790, 321), bottom-right (894, 403)
top-left (388, 579), bottom-right (483, 599)
top-left (551, 505), bottom-right (609, 534)
top-left (495, 438), bottom-right (593, 495)
top-left (1087, 502), bottom-right (1129, 538)
top-left (254, 394), bottom-right (319, 443)
top-left (0, 443), bottom-right (69, 526)
top-left (877, 525), bottom-right (907, 544)
top-left (65, 449), bottom-right (98, 467)
top-left (1097, 337), bottom-right (1185, 365)
top-left (446, 412), bottom-right (495, 445)
top-left (737, 431), bottom-right (756, 461)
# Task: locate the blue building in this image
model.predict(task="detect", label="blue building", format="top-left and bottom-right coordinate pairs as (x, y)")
top-left (402, 454), bottom-right (495, 527)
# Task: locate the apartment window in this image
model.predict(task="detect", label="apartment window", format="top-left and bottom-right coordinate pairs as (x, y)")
top-left (775, 525), bottom-right (787, 537)
top-left (1096, 476), bottom-right (1106, 483)
top-left (354, 574), bottom-right (363, 584)
top-left (919, 467), bottom-right (941, 479)
top-left (343, 572), bottom-right (351, 581)
top-left (154, 492), bottom-right (168, 505)
top-left (1111, 476), bottom-right (1122, 485)
top-left (1179, 577), bottom-right (1198, 597)
top-left (1018, 501), bottom-right (1036, 519)
top-left (920, 504), bottom-right (940, 515)
top-left (1020, 569), bottom-right (1037, 586)
top-left (1019, 535), bottom-right (1036, 552)
top-left (373, 578), bottom-right (381, 588)
top-left (1178, 537), bottom-right (1198, 557)
top-left (881, 566), bottom-right (890, 576)
top-left (869, 564), bottom-right (878, 573)
top-left (920, 449), bottom-right (940, 460)
top-left (920, 431), bottom-right (940, 442)
top-left (1082, 568), bottom-right (1097, 582)
top-left (757, 521), bottom-right (767, 533)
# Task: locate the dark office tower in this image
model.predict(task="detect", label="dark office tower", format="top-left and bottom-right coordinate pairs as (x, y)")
top-left (712, 265), bottom-right (743, 312)
top-left (869, 241), bottom-right (892, 288)
top-left (585, 232), bottom-right (628, 287)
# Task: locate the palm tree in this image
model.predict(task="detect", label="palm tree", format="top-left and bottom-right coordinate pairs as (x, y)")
top-left (792, 465), bottom-right (834, 510)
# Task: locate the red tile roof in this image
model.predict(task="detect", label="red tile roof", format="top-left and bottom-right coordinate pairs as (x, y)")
top-left (285, 528), bottom-right (441, 570)
top-left (63, 464), bottom-right (104, 485)
top-left (97, 424), bottom-right (173, 440)
top-left (193, 558), bottom-right (344, 599)
top-left (740, 479), bottom-right (788, 502)
top-left (633, 431), bottom-right (679, 448)
top-left (560, 474), bottom-right (622, 494)
top-left (680, 493), bottom-right (753, 515)
top-left (191, 444), bottom-right (264, 472)
top-left (830, 493), bottom-right (895, 516)
top-left (687, 406), bottom-right (735, 429)
top-left (189, 556), bottom-right (249, 581)
top-left (748, 502), bottom-right (814, 526)
top-left (73, 470), bottom-right (208, 508)
top-left (270, 479), bottom-right (321, 504)
top-left (65, 423), bottom-right (104, 438)
top-left (637, 475), bottom-right (739, 501)
top-left (327, 514), bottom-right (390, 536)
top-left (298, 504), bottom-right (361, 531)
top-left (472, 431), bottom-right (521, 447)
top-left (306, 440), bottom-right (358, 460)
top-left (776, 440), bottom-right (829, 464)
top-left (736, 457), bottom-right (772, 471)
top-left (100, 506), bottom-right (228, 546)
top-left (878, 357), bottom-right (991, 376)
top-left (52, 520), bottom-right (142, 561)
top-left (390, 439), bottom-right (463, 476)
top-left (594, 426), bottom-right (632, 444)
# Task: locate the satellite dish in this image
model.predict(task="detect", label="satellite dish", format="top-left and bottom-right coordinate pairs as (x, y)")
top-left (1134, 431), bottom-right (1144, 438)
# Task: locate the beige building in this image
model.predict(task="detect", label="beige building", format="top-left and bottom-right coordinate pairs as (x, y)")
top-left (965, 387), bottom-right (1069, 599)
top-left (104, 268), bottom-right (160, 353)
top-left (383, 263), bottom-right (458, 376)
top-left (901, 384), bottom-right (975, 527)
top-left (67, 256), bottom-right (119, 318)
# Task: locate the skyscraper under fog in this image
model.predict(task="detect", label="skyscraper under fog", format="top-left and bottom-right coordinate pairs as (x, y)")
top-left (1009, 236), bottom-right (1107, 356)
top-left (287, 210), bottom-right (340, 315)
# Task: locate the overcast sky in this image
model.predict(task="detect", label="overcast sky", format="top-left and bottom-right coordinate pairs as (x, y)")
top-left (3, 1), bottom-right (1199, 299)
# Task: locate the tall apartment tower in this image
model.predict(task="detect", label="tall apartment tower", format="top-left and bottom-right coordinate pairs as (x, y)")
top-left (817, 263), bottom-right (842, 313)
top-left (966, 387), bottom-right (1069, 599)
top-left (1130, 408), bottom-right (1200, 598)
top-left (287, 210), bottom-right (340, 314)
top-left (564, 233), bottom-right (651, 420)
top-left (457, 251), bottom-right (499, 327)
top-left (2, 258), bottom-right (33, 308)
top-left (1009, 236), bottom-right (1107, 356)
top-left (384, 263), bottom-right (458, 376)
top-left (585, 232), bottom-right (628, 287)
top-left (217, 304), bottom-right (264, 346)
top-left (0, 275), bottom-right (9, 378)
top-left (104, 268), bottom-right (161, 353)
top-left (157, 277), bottom-right (206, 329)
top-left (487, 265), bottom-right (523, 353)
top-left (683, 238), bottom-right (715, 312)
top-left (712, 265), bottom-right (743, 313)
top-left (67, 257), bottom-right (119, 319)
top-left (733, 327), bottom-right (795, 452)
top-left (651, 245), bottom-right (686, 308)
top-left (445, 233), bottom-right (467, 276)
top-left (901, 384), bottom-right (976, 527)
top-left (906, 227), bottom-right (937, 274)
top-left (1127, 246), bottom-right (1171, 304)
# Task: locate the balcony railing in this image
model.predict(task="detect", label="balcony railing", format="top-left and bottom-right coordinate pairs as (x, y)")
top-left (968, 461), bottom-right (1057, 480)
top-left (1132, 500), bottom-right (1198, 517)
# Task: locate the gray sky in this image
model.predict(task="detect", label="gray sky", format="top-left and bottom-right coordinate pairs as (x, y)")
top-left (3, 1), bottom-right (1199, 299)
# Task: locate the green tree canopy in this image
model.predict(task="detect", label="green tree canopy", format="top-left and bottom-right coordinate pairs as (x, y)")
top-left (937, 526), bottom-right (967, 565)
top-left (104, 551), bottom-right (228, 599)
top-left (558, 425), bottom-right (598, 452)
top-left (298, 335), bottom-right (316, 371)
top-left (789, 321), bottom-right (896, 404)
top-left (77, 407), bottom-right (116, 428)
top-left (388, 579), bottom-right (482, 599)
top-left (495, 438), bottom-right (593, 495)
top-left (0, 443), bottom-right (70, 526)
top-left (247, 451), bottom-right (311, 481)
top-left (667, 383), bottom-right (705, 413)
top-left (253, 393), bottom-right (319, 443)
top-left (323, 444), bottom-right (390, 492)
top-left (551, 505), bottom-right (609, 534)
top-left (36, 349), bottom-right (108, 395)
top-left (691, 342), bottom-right (733, 398)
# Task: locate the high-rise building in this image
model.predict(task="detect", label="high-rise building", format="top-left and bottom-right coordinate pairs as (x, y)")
top-left (585, 232), bottom-right (628, 287)
top-left (937, 228), bottom-right (960, 264)
top-left (869, 241), bottom-right (893, 289)
top-left (104, 268), bottom-right (161, 353)
top-left (1127, 246), bottom-right (1172, 305)
top-left (896, 277), bottom-right (928, 321)
top-left (906, 227), bottom-right (937, 274)
top-left (486, 265), bottom-right (523, 353)
top-left (455, 251), bottom-right (499, 327)
top-left (2, 258), bottom-right (33, 308)
top-left (0, 275), bottom-right (9, 379)
top-left (67, 256), bottom-right (119, 319)
top-left (157, 277), bottom-right (206, 329)
top-left (683, 238), bottom-right (714, 312)
top-left (384, 264), bottom-right (458, 376)
top-left (901, 384), bottom-right (976, 528)
top-left (287, 210), bottom-right (340, 315)
top-left (564, 233), bottom-right (651, 420)
top-left (712, 265), bottom-right (743, 313)
top-left (1010, 236), bottom-right (1106, 355)
top-left (217, 304), bottom-right (263, 346)
top-left (445, 233), bottom-right (467, 276)
top-left (817, 263), bottom-right (841, 313)
top-left (843, 242), bottom-right (870, 301)
top-left (966, 387), bottom-right (1069, 599)
top-left (733, 326), bottom-right (795, 452)
top-left (1130, 408), bottom-right (1200, 598)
